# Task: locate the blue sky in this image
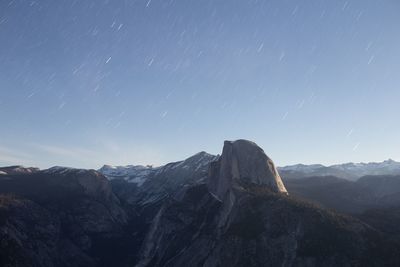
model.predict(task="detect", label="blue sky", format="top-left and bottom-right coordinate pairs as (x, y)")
top-left (0, 0), bottom-right (399, 169)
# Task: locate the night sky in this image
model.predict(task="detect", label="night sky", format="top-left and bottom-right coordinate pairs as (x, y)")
top-left (1, 0), bottom-right (399, 168)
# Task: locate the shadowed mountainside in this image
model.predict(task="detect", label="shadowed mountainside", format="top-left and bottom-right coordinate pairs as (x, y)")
top-left (284, 175), bottom-right (400, 214)
top-left (1, 141), bottom-right (400, 267)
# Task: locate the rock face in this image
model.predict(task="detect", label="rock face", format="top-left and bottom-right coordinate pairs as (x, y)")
top-left (0, 168), bottom-right (130, 267)
top-left (208, 140), bottom-right (287, 200)
top-left (106, 152), bottom-right (220, 265)
top-left (135, 140), bottom-right (400, 267)
top-left (136, 186), bottom-right (400, 267)
top-left (2, 140), bottom-right (400, 267)
top-left (106, 151), bottom-right (219, 206)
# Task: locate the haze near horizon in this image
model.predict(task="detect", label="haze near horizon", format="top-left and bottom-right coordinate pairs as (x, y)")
top-left (1, 0), bottom-right (399, 169)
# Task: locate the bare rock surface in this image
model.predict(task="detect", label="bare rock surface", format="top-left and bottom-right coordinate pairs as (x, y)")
top-left (208, 140), bottom-right (287, 200)
top-left (135, 140), bottom-right (400, 267)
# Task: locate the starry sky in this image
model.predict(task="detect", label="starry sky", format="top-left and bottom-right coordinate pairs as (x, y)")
top-left (0, 0), bottom-right (399, 169)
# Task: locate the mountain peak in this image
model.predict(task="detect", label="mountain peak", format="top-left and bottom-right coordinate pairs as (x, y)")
top-left (384, 158), bottom-right (397, 164)
top-left (208, 139), bottom-right (287, 200)
top-left (0, 165), bottom-right (40, 175)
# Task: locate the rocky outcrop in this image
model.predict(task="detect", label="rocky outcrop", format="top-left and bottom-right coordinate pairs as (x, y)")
top-left (135, 140), bottom-right (400, 267)
top-left (208, 140), bottom-right (287, 200)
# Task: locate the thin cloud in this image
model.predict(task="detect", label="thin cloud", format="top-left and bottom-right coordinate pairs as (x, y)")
top-left (0, 146), bottom-right (36, 166)
top-left (31, 143), bottom-right (97, 158)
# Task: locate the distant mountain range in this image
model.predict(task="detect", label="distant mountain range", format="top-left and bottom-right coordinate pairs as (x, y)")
top-left (2, 157), bottom-right (398, 183)
top-left (1, 141), bottom-right (400, 266)
top-left (98, 157), bottom-right (400, 183)
top-left (278, 159), bottom-right (400, 180)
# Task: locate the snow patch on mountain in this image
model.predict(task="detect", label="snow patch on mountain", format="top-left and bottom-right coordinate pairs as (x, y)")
top-left (43, 166), bottom-right (87, 175)
top-left (99, 165), bottom-right (157, 186)
top-left (279, 159), bottom-right (400, 180)
top-left (99, 151), bottom-right (219, 187)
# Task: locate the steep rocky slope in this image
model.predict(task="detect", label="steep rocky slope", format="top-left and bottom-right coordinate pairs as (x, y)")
top-left (1, 140), bottom-right (400, 267)
top-left (0, 168), bottom-right (130, 267)
top-left (136, 140), bottom-right (400, 267)
top-left (102, 152), bottom-right (218, 205)
top-left (208, 140), bottom-right (287, 200)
